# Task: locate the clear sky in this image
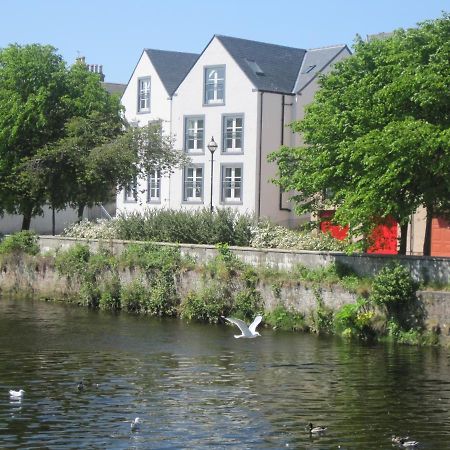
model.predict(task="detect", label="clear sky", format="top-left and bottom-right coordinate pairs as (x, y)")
top-left (0, 0), bottom-right (447, 83)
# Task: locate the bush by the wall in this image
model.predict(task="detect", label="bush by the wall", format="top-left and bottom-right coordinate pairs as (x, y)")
top-left (0, 231), bottom-right (40, 256)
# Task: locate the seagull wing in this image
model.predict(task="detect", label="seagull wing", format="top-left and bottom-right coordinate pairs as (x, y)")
top-left (223, 317), bottom-right (252, 337)
top-left (249, 315), bottom-right (262, 334)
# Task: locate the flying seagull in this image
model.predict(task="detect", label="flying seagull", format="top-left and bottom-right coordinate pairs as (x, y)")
top-left (9, 389), bottom-right (25, 398)
top-left (222, 315), bottom-right (262, 338)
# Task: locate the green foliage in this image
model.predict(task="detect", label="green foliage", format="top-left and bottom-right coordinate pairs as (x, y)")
top-left (335, 298), bottom-right (375, 339)
top-left (180, 284), bottom-right (231, 323)
top-left (0, 44), bottom-right (125, 226)
top-left (269, 14), bottom-right (450, 254)
top-left (99, 275), bottom-right (121, 311)
top-left (0, 231), bottom-right (39, 255)
top-left (309, 287), bottom-right (334, 334)
top-left (115, 208), bottom-right (255, 246)
top-left (55, 243), bottom-right (91, 279)
top-left (120, 279), bottom-right (147, 313)
top-left (265, 306), bottom-right (308, 331)
top-left (370, 263), bottom-right (418, 309)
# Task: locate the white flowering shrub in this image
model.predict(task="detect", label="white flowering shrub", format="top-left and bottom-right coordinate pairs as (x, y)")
top-left (62, 219), bottom-right (120, 240)
top-left (250, 221), bottom-right (348, 252)
top-left (63, 216), bottom-right (348, 252)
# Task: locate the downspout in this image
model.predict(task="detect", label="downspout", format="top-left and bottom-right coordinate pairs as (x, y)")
top-left (279, 94), bottom-right (292, 212)
top-left (168, 95), bottom-right (173, 208)
top-left (257, 91), bottom-right (264, 219)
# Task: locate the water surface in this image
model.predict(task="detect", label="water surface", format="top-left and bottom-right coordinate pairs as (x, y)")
top-left (0, 296), bottom-right (449, 449)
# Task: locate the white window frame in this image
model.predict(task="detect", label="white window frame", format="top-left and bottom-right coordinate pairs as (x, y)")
top-left (124, 179), bottom-right (138, 203)
top-left (184, 116), bottom-right (205, 153)
top-left (204, 66), bottom-right (225, 105)
top-left (147, 169), bottom-right (161, 203)
top-left (222, 115), bottom-right (244, 153)
top-left (137, 77), bottom-right (151, 113)
top-left (183, 165), bottom-right (204, 203)
top-left (221, 164), bottom-right (243, 204)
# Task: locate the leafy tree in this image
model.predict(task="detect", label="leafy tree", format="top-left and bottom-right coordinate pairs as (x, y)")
top-left (0, 44), bottom-right (70, 229)
top-left (269, 14), bottom-right (450, 255)
top-left (0, 44), bottom-right (187, 227)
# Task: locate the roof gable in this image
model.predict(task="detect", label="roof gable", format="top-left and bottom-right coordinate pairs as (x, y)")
top-left (145, 49), bottom-right (199, 96)
top-left (216, 35), bottom-right (306, 94)
top-left (293, 45), bottom-right (349, 93)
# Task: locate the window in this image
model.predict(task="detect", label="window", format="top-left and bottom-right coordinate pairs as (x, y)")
top-left (223, 115), bottom-right (243, 153)
top-left (204, 66), bottom-right (225, 105)
top-left (138, 77), bottom-right (151, 112)
top-left (124, 179), bottom-right (137, 202)
top-left (184, 117), bottom-right (204, 153)
top-left (147, 170), bottom-right (161, 202)
top-left (183, 166), bottom-right (203, 202)
top-left (221, 165), bottom-right (242, 203)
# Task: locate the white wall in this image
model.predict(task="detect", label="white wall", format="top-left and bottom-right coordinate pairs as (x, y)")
top-left (117, 51), bottom-right (173, 214)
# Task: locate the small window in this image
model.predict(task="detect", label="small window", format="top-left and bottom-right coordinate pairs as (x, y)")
top-left (204, 66), bottom-right (225, 105)
top-left (138, 77), bottom-right (151, 112)
top-left (184, 117), bottom-right (204, 153)
top-left (223, 115), bottom-right (243, 153)
top-left (183, 166), bottom-right (203, 202)
top-left (124, 179), bottom-right (137, 202)
top-left (147, 170), bottom-right (161, 202)
top-left (221, 165), bottom-right (242, 203)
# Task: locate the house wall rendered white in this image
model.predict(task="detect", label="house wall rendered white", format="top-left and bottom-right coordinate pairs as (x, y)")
top-left (117, 51), bottom-right (173, 214)
top-left (168, 37), bottom-right (259, 214)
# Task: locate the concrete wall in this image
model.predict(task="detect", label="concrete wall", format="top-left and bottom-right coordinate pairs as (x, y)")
top-left (38, 236), bottom-right (450, 284)
top-left (0, 204), bottom-right (115, 235)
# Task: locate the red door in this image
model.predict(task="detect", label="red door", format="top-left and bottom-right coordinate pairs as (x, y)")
top-left (431, 217), bottom-right (450, 257)
top-left (319, 210), bottom-right (349, 240)
top-left (367, 216), bottom-right (398, 254)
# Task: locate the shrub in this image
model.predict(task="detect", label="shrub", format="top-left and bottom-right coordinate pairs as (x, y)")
top-left (250, 220), bottom-right (348, 251)
top-left (120, 279), bottom-right (148, 313)
top-left (99, 275), bottom-right (121, 311)
top-left (62, 219), bottom-right (119, 239)
top-left (334, 298), bottom-right (375, 339)
top-left (0, 231), bottom-right (40, 255)
top-left (180, 284), bottom-right (231, 323)
top-left (55, 244), bottom-right (91, 279)
top-left (370, 263), bottom-right (419, 319)
top-left (265, 306), bottom-right (308, 331)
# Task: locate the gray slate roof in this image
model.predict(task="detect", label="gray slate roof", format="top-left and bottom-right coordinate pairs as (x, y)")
top-left (216, 35), bottom-right (306, 94)
top-left (102, 82), bottom-right (127, 96)
top-left (145, 49), bottom-right (199, 96)
top-left (293, 45), bottom-right (348, 93)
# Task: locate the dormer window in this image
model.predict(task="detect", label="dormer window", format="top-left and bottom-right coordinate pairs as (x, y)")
top-left (204, 66), bottom-right (225, 105)
top-left (137, 77), bottom-right (151, 113)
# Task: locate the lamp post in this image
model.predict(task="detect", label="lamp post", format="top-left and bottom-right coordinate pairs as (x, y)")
top-left (207, 136), bottom-right (218, 213)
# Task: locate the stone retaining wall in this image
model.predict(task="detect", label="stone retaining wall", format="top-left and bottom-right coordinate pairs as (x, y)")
top-left (39, 236), bottom-right (450, 284)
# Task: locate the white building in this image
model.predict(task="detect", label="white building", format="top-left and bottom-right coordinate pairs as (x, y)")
top-left (118, 35), bottom-right (350, 226)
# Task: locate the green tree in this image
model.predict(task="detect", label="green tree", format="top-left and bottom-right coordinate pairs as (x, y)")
top-left (269, 14), bottom-right (450, 255)
top-left (0, 44), bottom-right (70, 229)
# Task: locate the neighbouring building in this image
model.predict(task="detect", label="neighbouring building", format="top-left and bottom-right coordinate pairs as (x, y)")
top-left (117, 35), bottom-right (350, 228)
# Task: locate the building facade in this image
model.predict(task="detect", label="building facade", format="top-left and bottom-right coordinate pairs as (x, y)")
top-left (117, 35), bottom-right (350, 227)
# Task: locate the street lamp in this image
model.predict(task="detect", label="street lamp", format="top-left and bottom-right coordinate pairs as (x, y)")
top-left (207, 136), bottom-right (218, 212)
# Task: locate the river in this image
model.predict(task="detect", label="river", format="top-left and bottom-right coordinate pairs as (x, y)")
top-left (0, 296), bottom-right (449, 449)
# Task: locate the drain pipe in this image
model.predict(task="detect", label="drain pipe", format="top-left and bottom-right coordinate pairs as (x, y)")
top-left (257, 91), bottom-right (264, 219)
top-left (279, 94), bottom-right (292, 212)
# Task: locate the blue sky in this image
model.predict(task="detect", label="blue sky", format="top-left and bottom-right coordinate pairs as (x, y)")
top-left (0, 0), bottom-right (447, 83)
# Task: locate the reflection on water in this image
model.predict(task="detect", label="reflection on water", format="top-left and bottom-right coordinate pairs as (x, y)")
top-left (0, 296), bottom-right (449, 449)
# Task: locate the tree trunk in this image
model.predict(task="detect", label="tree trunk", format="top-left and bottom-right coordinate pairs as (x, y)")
top-left (52, 207), bottom-right (56, 236)
top-left (423, 206), bottom-right (433, 256)
top-left (21, 210), bottom-right (32, 231)
top-left (398, 222), bottom-right (408, 255)
top-left (77, 204), bottom-right (85, 223)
